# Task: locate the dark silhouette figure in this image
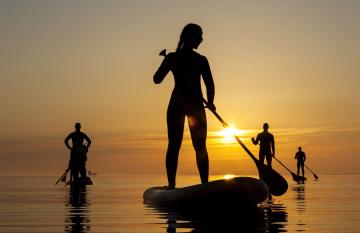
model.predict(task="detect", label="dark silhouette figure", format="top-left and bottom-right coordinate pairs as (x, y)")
top-left (251, 123), bottom-right (275, 168)
top-left (293, 183), bottom-right (306, 231)
top-left (295, 147), bottom-right (306, 177)
top-left (64, 122), bottom-right (91, 182)
top-left (153, 23), bottom-right (215, 189)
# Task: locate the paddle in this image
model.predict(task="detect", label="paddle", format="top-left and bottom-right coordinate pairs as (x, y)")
top-left (202, 100), bottom-right (288, 196)
top-left (305, 164), bottom-right (319, 180)
top-left (55, 169), bottom-right (69, 185)
top-left (61, 171), bottom-right (68, 182)
top-left (272, 156), bottom-right (306, 182)
top-left (158, 49), bottom-right (288, 196)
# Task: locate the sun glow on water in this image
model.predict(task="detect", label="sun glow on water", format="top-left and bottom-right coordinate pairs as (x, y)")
top-left (223, 174), bottom-right (235, 179)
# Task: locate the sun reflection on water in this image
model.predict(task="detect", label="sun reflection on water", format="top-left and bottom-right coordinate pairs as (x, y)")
top-left (223, 174), bottom-right (235, 179)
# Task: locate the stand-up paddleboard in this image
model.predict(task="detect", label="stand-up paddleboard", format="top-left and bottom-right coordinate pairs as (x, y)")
top-left (144, 177), bottom-right (269, 209)
top-left (66, 176), bottom-right (94, 186)
top-left (295, 176), bottom-right (307, 182)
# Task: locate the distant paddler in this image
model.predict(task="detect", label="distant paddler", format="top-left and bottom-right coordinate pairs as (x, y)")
top-left (295, 146), bottom-right (306, 177)
top-left (64, 122), bottom-right (91, 182)
top-left (251, 123), bottom-right (275, 169)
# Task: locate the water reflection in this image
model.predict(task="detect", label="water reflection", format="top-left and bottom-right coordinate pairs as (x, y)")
top-left (146, 203), bottom-right (288, 233)
top-left (65, 186), bottom-right (91, 233)
top-left (266, 202), bottom-right (288, 233)
top-left (293, 183), bottom-right (306, 211)
top-left (292, 183), bottom-right (306, 232)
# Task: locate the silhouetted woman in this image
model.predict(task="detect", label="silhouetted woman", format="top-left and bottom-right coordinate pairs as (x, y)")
top-left (153, 23), bottom-right (215, 189)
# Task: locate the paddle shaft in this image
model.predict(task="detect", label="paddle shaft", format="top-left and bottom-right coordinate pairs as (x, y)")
top-left (305, 164), bottom-right (319, 179)
top-left (55, 169), bottom-right (69, 185)
top-left (272, 156), bottom-right (293, 174)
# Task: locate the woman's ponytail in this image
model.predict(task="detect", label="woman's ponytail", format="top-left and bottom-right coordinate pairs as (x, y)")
top-left (176, 38), bottom-right (183, 53)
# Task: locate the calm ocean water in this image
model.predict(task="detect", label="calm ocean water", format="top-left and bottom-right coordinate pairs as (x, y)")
top-left (0, 174), bottom-right (359, 233)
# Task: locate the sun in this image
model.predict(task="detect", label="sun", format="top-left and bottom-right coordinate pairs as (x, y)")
top-left (217, 126), bottom-right (242, 143)
top-left (212, 125), bottom-right (253, 144)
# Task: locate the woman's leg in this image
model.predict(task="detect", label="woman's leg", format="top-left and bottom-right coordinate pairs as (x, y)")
top-left (188, 108), bottom-right (209, 183)
top-left (166, 104), bottom-right (185, 189)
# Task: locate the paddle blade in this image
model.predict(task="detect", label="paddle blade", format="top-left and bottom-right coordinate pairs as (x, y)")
top-left (256, 161), bottom-right (288, 196)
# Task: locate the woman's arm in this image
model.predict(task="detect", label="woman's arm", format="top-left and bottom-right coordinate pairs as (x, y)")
top-left (201, 57), bottom-right (215, 109)
top-left (64, 134), bottom-right (72, 150)
top-left (153, 56), bottom-right (171, 84)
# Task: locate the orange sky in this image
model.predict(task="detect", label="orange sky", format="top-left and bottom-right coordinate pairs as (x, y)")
top-left (0, 1), bottom-right (359, 176)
